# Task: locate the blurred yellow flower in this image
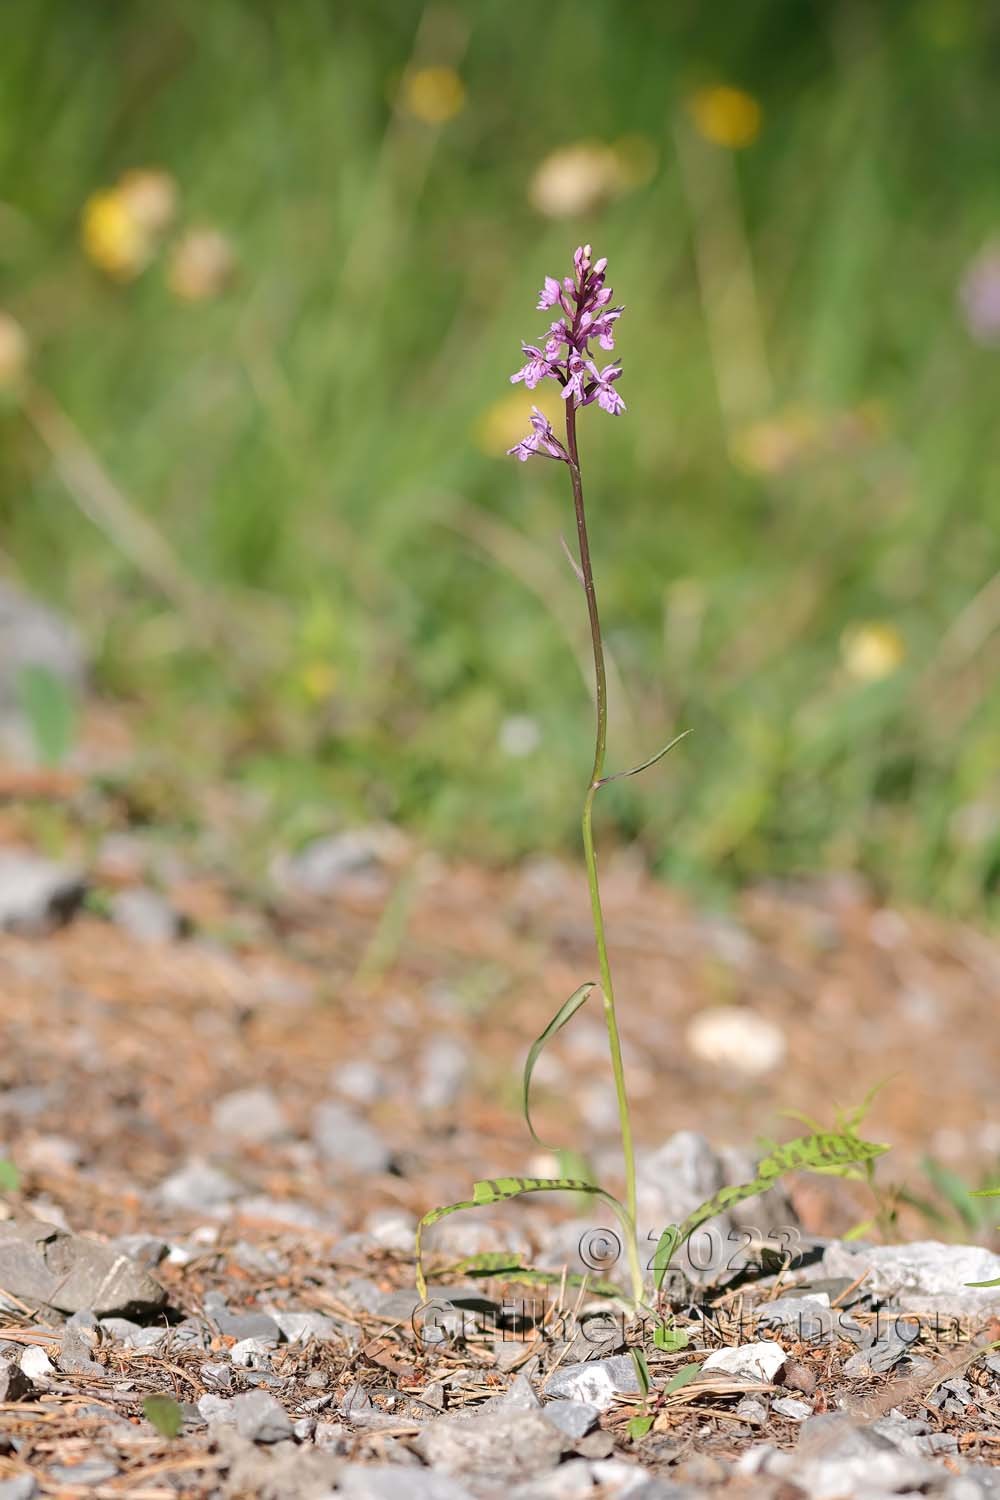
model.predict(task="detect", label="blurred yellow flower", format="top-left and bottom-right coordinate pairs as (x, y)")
top-left (529, 141), bottom-right (622, 219)
top-left (474, 389), bottom-right (564, 458)
top-left (400, 65), bottom-right (466, 124)
top-left (166, 227), bottom-right (236, 302)
top-left (0, 311), bottom-right (29, 390)
top-left (841, 623), bottom-right (906, 682)
top-left (731, 408), bottom-right (819, 475)
top-left (688, 85), bottom-right (762, 149)
top-left (299, 661), bottom-right (337, 702)
top-left (80, 167), bottom-right (178, 280)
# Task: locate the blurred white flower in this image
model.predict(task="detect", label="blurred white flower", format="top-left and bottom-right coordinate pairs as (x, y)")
top-left (499, 715), bottom-right (541, 757)
top-left (167, 228), bottom-right (236, 302)
top-left (529, 141), bottom-right (621, 219)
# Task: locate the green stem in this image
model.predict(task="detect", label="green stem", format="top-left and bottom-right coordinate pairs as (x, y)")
top-left (565, 400), bottom-right (642, 1308)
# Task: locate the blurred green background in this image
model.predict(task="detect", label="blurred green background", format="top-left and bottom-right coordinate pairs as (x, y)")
top-left (2, 0), bottom-right (999, 912)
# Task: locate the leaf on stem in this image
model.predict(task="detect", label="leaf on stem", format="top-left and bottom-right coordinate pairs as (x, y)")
top-left (522, 982), bottom-right (597, 1148)
top-left (596, 731), bottom-right (691, 789)
top-left (654, 1130), bottom-right (888, 1292)
top-left (631, 1347), bottom-right (651, 1397)
top-left (416, 1176), bottom-right (633, 1301)
top-left (559, 534), bottom-right (586, 587)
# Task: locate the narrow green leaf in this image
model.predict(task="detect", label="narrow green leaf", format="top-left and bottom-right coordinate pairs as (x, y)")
top-left (967, 1184), bottom-right (1000, 1285)
top-left (628, 1414), bottom-right (654, 1441)
top-left (596, 730), bottom-right (691, 788)
top-left (652, 1226), bottom-right (679, 1293)
top-left (631, 1347), bottom-right (650, 1398)
top-left (522, 983), bottom-right (597, 1148)
top-left (922, 1157), bottom-right (990, 1230)
top-left (416, 1177), bottom-right (634, 1302)
top-left (15, 664), bottom-right (76, 768)
top-left (843, 1217), bottom-right (878, 1241)
top-left (0, 1160), bottom-right (20, 1192)
top-left (143, 1393), bottom-right (184, 1438)
top-left (663, 1362), bottom-right (703, 1396)
top-left (444, 1253), bottom-right (619, 1295)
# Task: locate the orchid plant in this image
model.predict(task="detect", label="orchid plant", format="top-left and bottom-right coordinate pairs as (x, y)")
top-left (415, 248), bottom-right (888, 1315)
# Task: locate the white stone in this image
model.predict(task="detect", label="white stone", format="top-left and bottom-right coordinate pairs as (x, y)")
top-left (685, 1006), bottom-right (786, 1076)
top-left (702, 1341), bottom-right (787, 1382)
top-left (823, 1239), bottom-right (1000, 1312)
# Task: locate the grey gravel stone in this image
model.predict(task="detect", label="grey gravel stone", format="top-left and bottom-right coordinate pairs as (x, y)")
top-left (203, 1292), bottom-right (282, 1343)
top-left (753, 1291), bottom-right (832, 1339)
top-left (843, 1328), bottom-right (917, 1378)
top-left (337, 1466), bottom-right (476, 1499)
top-left (541, 1399), bottom-right (599, 1439)
top-left (58, 1326), bottom-right (103, 1374)
top-left (0, 1219), bottom-right (165, 1317)
top-left (111, 1234), bottom-right (168, 1269)
top-left (47, 1461), bottom-right (118, 1487)
top-left (200, 1361), bottom-right (234, 1392)
top-left (0, 1356), bottom-right (34, 1401)
top-left (312, 1100), bottom-right (392, 1174)
top-left (109, 887), bottom-right (184, 944)
top-left (231, 1336), bottom-right (276, 1368)
top-left (0, 1476), bottom-right (39, 1500)
top-left (420, 1407), bottom-right (564, 1481)
top-left (786, 1412), bottom-right (946, 1498)
top-left (273, 1310), bottom-right (337, 1343)
top-left (211, 1087), bottom-right (290, 1145)
top-left (734, 1395), bottom-right (768, 1426)
top-left (544, 1354), bottom-right (641, 1410)
top-left (417, 1036), bottom-right (469, 1112)
top-left (332, 1058), bottom-right (386, 1106)
top-left (823, 1239), bottom-right (1000, 1312)
top-left (0, 851), bottom-right (84, 935)
top-left (232, 1389), bottom-right (294, 1443)
top-left (272, 826), bottom-right (404, 899)
top-left (772, 1395), bottom-right (813, 1420)
top-left (157, 1159), bottom-right (241, 1211)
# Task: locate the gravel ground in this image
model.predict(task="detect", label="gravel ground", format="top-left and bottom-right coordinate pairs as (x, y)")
top-left (0, 802), bottom-right (999, 1496)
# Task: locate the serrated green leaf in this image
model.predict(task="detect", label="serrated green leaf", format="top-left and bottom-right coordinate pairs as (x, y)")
top-left (416, 1177), bottom-right (633, 1301)
top-left (0, 1160), bottom-right (20, 1192)
top-left (628, 1414), bottom-right (654, 1440)
top-left (143, 1393), bottom-right (183, 1438)
top-left (522, 983), bottom-right (596, 1149)
top-left (654, 1130), bottom-right (888, 1292)
top-left (663, 1362), bottom-right (703, 1396)
top-left (15, 664), bottom-right (76, 768)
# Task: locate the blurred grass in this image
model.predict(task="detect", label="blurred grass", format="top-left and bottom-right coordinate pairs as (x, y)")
top-left (1, 0), bottom-right (999, 912)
